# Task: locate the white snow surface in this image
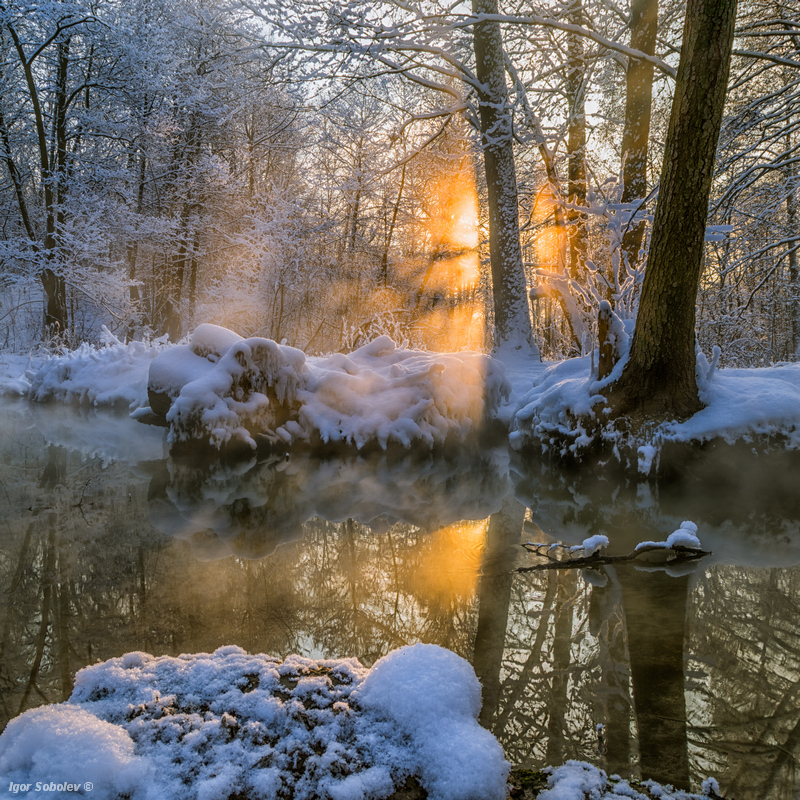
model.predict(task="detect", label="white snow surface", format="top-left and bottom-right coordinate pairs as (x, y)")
top-left (635, 521), bottom-right (704, 553)
top-left (25, 330), bottom-right (167, 411)
top-left (537, 761), bottom-right (718, 799)
top-left (6, 323), bottom-right (800, 455)
top-left (156, 331), bottom-right (510, 451)
top-left (512, 352), bottom-right (800, 464)
top-left (0, 644), bottom-right (509, 800)
top-left (568, 534), bottom-right (610, 558)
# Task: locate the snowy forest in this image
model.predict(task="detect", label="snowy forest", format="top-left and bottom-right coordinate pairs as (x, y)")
top-left (5, 3), bottom-right (800, 798)
top-left (1, 0), bottom-right (799, 367)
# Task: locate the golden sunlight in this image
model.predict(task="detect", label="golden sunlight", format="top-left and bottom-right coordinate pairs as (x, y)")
top-left (404, 519), bottom-right (489, 610)
top-left (411, 155), bottom-right (482, 351)
top-left (532, 183), bottom-right (567, 278)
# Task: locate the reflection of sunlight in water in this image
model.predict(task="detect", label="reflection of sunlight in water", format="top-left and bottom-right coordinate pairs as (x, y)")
top-left (404, 520), bottom-right (488, 609)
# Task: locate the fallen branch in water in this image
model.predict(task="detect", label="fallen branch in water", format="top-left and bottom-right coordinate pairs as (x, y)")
top-left (515, 541), bottom-right (711, 572)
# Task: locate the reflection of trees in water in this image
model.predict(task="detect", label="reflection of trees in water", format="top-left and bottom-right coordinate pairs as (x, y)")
top-left (494, 567), bottom-right (601, 768)
top-left (0, 435), bottom-right (489, 729)
top-left (687, 567), bottom-right (800, 800)
top-left (0, 443), bottom-right (164, 731)
top-left (3, 413), bottom-right (800, 800)
top-left (492, 457), bottom-right (800, 799)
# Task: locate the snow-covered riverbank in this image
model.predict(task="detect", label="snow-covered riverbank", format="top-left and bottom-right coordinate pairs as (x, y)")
top-left (2, 326), bottom-right (800, 469)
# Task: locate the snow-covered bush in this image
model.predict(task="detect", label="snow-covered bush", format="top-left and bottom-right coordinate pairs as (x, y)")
top-left (0, 644), bottom-right (509, 800)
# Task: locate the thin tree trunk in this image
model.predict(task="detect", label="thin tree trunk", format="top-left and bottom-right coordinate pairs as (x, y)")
top-left (472, 0), bottom-right (536, 352)
top-left (0, 105), bottom-right (36, 242)
top-left (380, 161), bottom-right (407, 287)
top-left (620, 0), bottom-right (659, 272)
top-left (611, 0), bottom-right (738, 419)
top-left (5, 18), bottom-right (69, 333)
top-left (128, 153), bottom-right (147, 308)
top-left (566, 0), bottom-right (588, 281)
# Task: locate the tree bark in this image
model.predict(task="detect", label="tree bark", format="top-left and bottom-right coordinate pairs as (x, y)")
top-left (566, 0), bottom-right (588, 280)
top-left (5, 16), bottom-right (69, 333)
top-left (620, 0), bottom-right (658, 271)
top-left (472, 0), bottom-right (536, 352)
top-left (786, 163), bottom-right (800, 358)
top-left (610, 0), bottom-right (738, 419)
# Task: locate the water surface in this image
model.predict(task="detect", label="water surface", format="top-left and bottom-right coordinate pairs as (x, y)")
top-left (1, 399), bottom-right (799, 799)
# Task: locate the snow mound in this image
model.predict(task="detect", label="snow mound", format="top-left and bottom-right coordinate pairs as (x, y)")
top-left (0, 705), bottom-right (147, 798)
top-left (148, 328), bottom-right (509, 452)
top-left (28, 330), bottom-right (166, 411)
top-left (298, 336), bottom-right (509, 450)
top-left (568, 534), bottom-right (609, 558)
top-left (0, 644), bottom-right (509, 800)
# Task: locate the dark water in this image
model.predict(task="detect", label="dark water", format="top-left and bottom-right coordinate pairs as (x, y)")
top-left (1, 399), bottom-right (799, 799)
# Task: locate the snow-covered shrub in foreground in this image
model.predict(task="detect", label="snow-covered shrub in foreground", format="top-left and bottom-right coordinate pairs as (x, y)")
top-left (149, 327), bottom-right (509, 451)
top-left (0, 644), bottom-right (509, 800)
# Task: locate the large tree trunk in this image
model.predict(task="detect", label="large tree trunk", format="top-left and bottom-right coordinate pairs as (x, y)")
top-left (620, 0), bottom-right (658, 272)
top-left (472, 0), bottom-right (536, 353)
top-left (610, 0), bottom-right (737, 419)
top-left (786, 162), bottom-right (800, 358)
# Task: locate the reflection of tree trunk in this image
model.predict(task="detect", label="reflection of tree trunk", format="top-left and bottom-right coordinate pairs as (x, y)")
top-left (545, 570), bottom-right (578, 765)
top-left (18, 523), bottom-right (56, 714)
top-left (472, 498), bottom-right (526, 727)
top-left (619, 568), bottom-right (690, 788)
top-left (591, 570), bottom-right (632, 779)
top-left (493, 572), bottom-right (557, 736)
top-left (40, 445), bottom-right (66, 489)
top-left (763, 711), bottom-right (800, 797)
top-left (57, 550), bottom-right (71, 701)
